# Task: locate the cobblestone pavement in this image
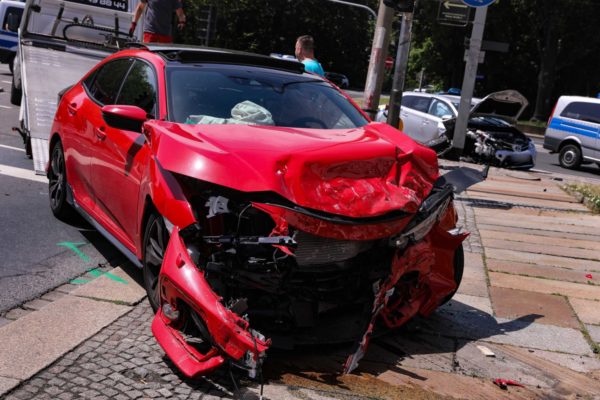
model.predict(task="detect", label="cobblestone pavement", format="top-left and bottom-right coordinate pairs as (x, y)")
top-left (4, 303), bottom-right (239, 400)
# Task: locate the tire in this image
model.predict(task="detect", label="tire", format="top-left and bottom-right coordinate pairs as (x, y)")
top-left (10, 74), bottom-right (21, 106)
top-left (559, 144), bottom-right (582, 169)
top-left (8, 56), bottom-right (13, 74)
top-left (143, 213), bottom-right (169, 312)
top-left (48, 141), bottom-right (76, 221)
top-left (441, 244), bottom-right (464, 305)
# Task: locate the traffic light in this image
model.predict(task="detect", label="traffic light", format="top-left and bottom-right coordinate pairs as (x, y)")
top-left (383, 0), bottom-right (415, 12)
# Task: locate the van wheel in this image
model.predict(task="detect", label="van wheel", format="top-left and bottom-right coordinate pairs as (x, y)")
top-left (8, 56), bottom-right (14, 74)
top-left (10, 75), bottom-right (22, 106)
top-left (559, 144), bottom-right (582, 169)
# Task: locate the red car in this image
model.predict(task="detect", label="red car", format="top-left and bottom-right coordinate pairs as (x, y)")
top-left (48, 44), bottom-right (473, 379)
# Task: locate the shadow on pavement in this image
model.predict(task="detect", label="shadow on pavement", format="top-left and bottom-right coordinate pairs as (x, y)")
top-left (164, 299), bottom-right (542, 397)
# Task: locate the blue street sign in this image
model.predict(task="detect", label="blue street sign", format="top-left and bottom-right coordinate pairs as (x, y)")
top-left (461, 0), bottom-right (496, 7)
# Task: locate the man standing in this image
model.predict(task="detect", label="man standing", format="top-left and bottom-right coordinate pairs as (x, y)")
top-left (295, 35), bottom-right (325, 76)
top-left (130, 0), bottom-right (186, 44)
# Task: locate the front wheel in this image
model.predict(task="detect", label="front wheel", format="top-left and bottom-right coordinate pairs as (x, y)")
top-left (48, 141), bottom-right (75, 221)
top-left (441, 244), bottom-right (464, 305)
top-left (559, 144), bottom-right (582, 169)
top-left (143, 213), bottom-right (169, 312)
top-left (10, 74), bottom-right (22, 106)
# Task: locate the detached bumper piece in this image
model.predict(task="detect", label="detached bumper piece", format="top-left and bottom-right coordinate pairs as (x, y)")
top-left (152, 229), bottom-right (270, 379)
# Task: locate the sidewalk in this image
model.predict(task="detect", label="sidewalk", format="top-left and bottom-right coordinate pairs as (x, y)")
top-left (1, 162), bottom-right (600, 400)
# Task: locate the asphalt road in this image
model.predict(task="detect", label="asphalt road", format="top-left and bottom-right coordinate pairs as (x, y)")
top-left (531, 136), bottom-right (600, 181)
top-left (0, 64), bottom-right (125, 314)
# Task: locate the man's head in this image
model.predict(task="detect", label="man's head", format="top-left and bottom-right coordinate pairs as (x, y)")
top-left (295, 35), bottom-right (315, 61)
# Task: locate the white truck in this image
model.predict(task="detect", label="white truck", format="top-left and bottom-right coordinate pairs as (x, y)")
top-left (11, 0), bottom-right (140, 174)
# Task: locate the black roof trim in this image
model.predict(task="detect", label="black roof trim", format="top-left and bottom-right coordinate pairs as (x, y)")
top-left (126, 43), bottom-right (305, 74)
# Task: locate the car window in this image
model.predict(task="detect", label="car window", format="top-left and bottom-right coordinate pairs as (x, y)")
top-left (86, 59), bottom-right (132, 105)
top-left (402, 95), bottom-right (430, 113)
top-left (3, 7), bottom-right (23, 32)
top-left (560, 101), bottom-right (600, 124)
top-left (166, 65), bottom-right (368, 129)
top-left (116, 60), bottom-right (158, 116)
top-left (428, 99), bottom-right (454, 118)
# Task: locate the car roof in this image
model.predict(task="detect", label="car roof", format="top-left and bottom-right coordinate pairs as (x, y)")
top-left (127, 43), bottom-right (305, 74)
top-left (558, 95), bottom-right (600, 105)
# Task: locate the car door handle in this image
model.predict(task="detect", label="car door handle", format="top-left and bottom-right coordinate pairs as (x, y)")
top-left (67, 103), bottom-right (78, 115)
top-left (94, 126), bottom-right (106, 140)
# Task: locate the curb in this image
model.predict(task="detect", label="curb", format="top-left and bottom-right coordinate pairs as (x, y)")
top-left (0, 267), bottom-right (146, 397)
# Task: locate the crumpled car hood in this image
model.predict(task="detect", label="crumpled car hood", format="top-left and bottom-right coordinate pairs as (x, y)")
top-left (147, 121), bottom-right (439, 218)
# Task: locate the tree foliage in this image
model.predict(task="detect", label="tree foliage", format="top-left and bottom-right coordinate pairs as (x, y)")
top-left (174, 0), bottom-right (600, 120)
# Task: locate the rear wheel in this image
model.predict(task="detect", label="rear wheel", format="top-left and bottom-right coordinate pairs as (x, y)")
top-left (10, 74), bottom-right (21, 106)
top-left (48, 141), bottom-right (75, 221)
top-left (143, 213), bottom-right (169, 312)
top-left (559, 144), bottom-right (582, 169)
top-left (8, 55), bottom-right (14, 74)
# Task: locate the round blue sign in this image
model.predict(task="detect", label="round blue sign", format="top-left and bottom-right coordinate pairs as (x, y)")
top-left (461, 0), bottom-right (496, 7)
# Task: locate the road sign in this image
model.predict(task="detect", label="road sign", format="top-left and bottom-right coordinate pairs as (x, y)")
top-left (461, 0), bottom-right (496, 7)
top-left (438, 1), bottom-right (470, 27)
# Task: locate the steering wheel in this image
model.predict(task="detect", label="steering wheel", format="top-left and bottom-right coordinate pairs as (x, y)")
top-left (290, 117), bottom-right (327, 129)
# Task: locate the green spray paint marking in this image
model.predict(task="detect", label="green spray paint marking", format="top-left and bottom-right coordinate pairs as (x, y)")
top-left (88, 268), bottom-right (128, 284)
top-left (57, 242), bottom-right (90, 262)
top-left (70, 279), bottom-right (90, 284)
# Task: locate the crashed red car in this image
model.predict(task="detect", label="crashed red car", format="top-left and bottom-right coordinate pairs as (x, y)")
top-left (48, 44), bottom-right (476, 378)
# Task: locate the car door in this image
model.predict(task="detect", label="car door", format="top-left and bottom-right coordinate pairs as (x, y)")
top-left (423, 98), bottom-right (454, 143)
top-left (559, 101), bottom-right (600, 160)
top-left (59, 59), bottom-right (130, 212)
top-left (400, 95), bottom-right (431, 143)
top-left (90, 59), bottom-right (157, 251)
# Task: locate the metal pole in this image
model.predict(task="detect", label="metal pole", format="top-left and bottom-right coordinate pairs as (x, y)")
top-left (362, 0), bottom-right (394, 119)
top-left (451, 5), bottom-right (488, 156)
top-left (387, 6), bottom-right (415, 129)
top-left (418, 68), bottom-right (424, 91)
top-left (325, 0), bottom-right (377, 19)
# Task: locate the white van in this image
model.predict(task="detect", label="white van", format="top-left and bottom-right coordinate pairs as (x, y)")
top-left (544, 96), bottom-right (600, 169)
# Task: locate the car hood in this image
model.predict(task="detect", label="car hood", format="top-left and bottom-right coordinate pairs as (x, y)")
top-left (147, 121), bottom-right (439, 218)
top-left (470, 90), bottom-right (528, 123)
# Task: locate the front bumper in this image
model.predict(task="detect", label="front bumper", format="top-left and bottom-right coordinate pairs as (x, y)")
top-left (495, 140), bottom-right (537, 169)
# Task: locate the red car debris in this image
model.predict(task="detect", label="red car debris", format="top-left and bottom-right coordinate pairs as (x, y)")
top-left (48, 44), bottom-right (482, 378)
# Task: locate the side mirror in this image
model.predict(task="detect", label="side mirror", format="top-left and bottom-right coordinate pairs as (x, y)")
top-left (101, 105), bottom-right (148, 133)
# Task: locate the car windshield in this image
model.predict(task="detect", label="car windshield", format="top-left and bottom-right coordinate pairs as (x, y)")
top-left (166, 65), bottom-right (368, 129)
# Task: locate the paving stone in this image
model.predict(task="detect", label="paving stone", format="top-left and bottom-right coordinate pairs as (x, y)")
top-left (490, 286), bottom-right (580, 328)
top-left (486, 248), bottom-right (600, 272)
top-left (71, 267), bottom-right (146, 306)
top-left (486, 258), bottom-right (593, 284)
top-left (445, 293), bottom-right (493, 315)
top-left (529, 349), bottom-right (600, 373)
top-left (420, 302), bottom-right (593, 355)
top-left (586, 324), bottom-right (600, 343)
top-left (482, 237), bottom-right (600, 262)
top-left (54, 283), bottom-right (78, 294)
top-left (41, 290), bottom-right (67, 302)
top-left (456, 275), bottom-right (489, 298)
top-left (4, 308), bottom-right (32, 320)
top-left (479, 229), bottom-right (600, 251)
top-left (477, 223), bottom-right (600, 243)
top-left (489, 271), bottom-right (600, 301)
top-left (455, 341), bottom-right (554, 388)
top-left (569, 298), bottom-right (600, 325)
top-left (0, 377), bottom-right (20, 397)
top-left (469, 191), bottom-right (588, 211)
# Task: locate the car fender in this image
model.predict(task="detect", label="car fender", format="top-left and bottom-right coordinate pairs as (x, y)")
top-left (560, 135), bottom-right (583, 148)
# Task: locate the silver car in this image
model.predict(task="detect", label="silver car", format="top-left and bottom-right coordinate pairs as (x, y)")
top-left (377, 90), bottom-right (536, 169)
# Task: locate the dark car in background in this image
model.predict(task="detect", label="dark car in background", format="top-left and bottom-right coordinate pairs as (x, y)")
top-left (325, 72), bottom-right (349, 89)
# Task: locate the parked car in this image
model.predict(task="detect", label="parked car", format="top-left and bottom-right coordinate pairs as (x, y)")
top-left (544, 96), bottom-right (600, 169)
top-left (324, 71), bottom-right (349, 89)
top-left (376, 90), bottom-right (536, 169)
top-left (49, 44), bottom-right (479, 378)
top-left (0, 0), bottom-right (24, 73)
